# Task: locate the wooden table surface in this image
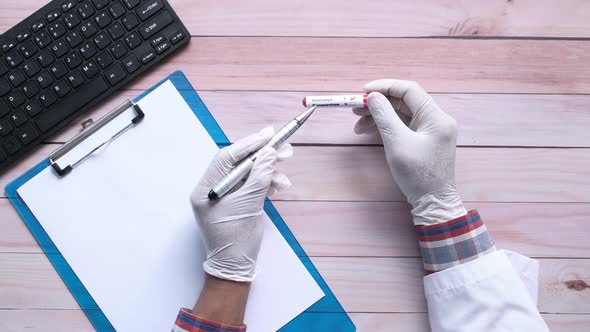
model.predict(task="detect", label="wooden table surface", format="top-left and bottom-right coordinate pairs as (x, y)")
top-left (1, 1), bottom-right (590, 331)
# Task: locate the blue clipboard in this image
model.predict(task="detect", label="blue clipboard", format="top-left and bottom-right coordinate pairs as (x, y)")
top-left (5, 71), bottom-right (355, 332)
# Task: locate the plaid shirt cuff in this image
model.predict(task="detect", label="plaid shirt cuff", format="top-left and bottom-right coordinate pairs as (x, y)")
top-left (172, 308), bottom-right (247, 332)
top-left (416, 210), bottom-right (495, 274)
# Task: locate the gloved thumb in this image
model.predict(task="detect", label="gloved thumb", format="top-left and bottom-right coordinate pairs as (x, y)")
top-left (240, 147), bottom-right (278, 197)
top-left (367, 92), bottom-right (410, 141)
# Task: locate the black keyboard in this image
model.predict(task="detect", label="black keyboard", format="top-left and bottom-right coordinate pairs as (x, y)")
top-left (0, 0), bottom-right (190, 171)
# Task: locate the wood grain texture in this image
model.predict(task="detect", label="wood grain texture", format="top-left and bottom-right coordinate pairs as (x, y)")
top-left (2, 0), bottom-right (590, 38)
top-left (39, 90), bottom-right (590, 148)
top-left (71, 38), bottom-right (590, 94)
top-left (2, 146), bottom-right (589, 203)
top-left (1, 254), bottom-right (588, 314)
top-left (4, 200), bottom-right (590, 258)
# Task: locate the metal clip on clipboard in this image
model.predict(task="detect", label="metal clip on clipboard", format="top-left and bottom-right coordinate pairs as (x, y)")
top-left (49, 99), bottom-right (145, 177)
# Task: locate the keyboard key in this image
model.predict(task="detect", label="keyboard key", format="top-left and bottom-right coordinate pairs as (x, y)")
top-left (108, 22), bottom-right (126, 40)
top-left (61, 0), bottom-right (76, 13)
top-left (81, 61), bottom-right (99, 78)
top-left (123, 0), bottom-right (141, 10)
top-left (79, 42), bottom-right (97, 60)
top-left (51, 40), bottom-right (69, 58)
top-left (48, 22), bottom-right (67, 39)
top-left (170, 30), bottom-right (185, 44)
top-left (122, 13), bottom-right (139, 30)
top-left (22, 81), bottom-right (40, 98)
top-left (46, 9), bottom-right (61, 23)
top-left (92, 0), bottom-right (110, 10)
top-left (52, 80), bottom-right (71, 97)
top-left (16, 29), bottom-right (32, 42)
top-left (7, 91), bottom-right (26, 107)
top-left (0, 79), bottom-right (10, 96)
top-left (150, 34), bottom-right (165, 47)
top-left (31, 19), bottom-right (46, 32)
top-left (139, 10), bottom-right (173, 39)
top-left (36, 71), bottom-right (54, 88)
top-left (137, 0), bottom-right (164, 21)
top-left (155, 40), bottom-right (170, 54)
top-left (34, 31), bottom-right (52, 48)
top-left (0, 100), bottom-right (10, 117)
top-left (39, 90), bottom-right (57, 107)
top-left (8, 70), bottom-right (26, 87)
top-left (35, 76), bottom-right (109, 133)
top-left (9, 110), bottom-right (28, 127)
top-left (2, 135), bottom-right (21, 155)
top-left (66, 70), bottom-right (84, 88)
top-left (93, 32), bottom-right (110, 50)
top-left (95, 11), bottom-right (112, 29)
top-left (15, 123), bottom-right (39, 145)
top-left (0, 118), bottom-right (12, 136)
top-left (96, 51), bottom-right (113, 68)
top-left (0, 60), bottom-right (8, 76)
top-left (6, 91), bottom-right (24, 109)
top-left (0, 146), bottom-right (6, 161)
top-left (110, 41), bottom-right (127, 59)
top-left (64, 51), bottom-right (82, 69)
top-left (63, 12), bottom-right (81, 29)
top-left (140, 50), bottom-right (156, 64)
top-left (66, 31), bottom-right (83, 48)
top-left (80, 21), bottom-right (98, 38)
top-left (104, 63), bottom-right (127, 85)
top-left (122, 54), bottom-right (140, 73)
top-left (5, 51), bottom-right (23, 68)
top-left (77, 3), bottom-right (95, 20)
top-left (23, 59), bottom-right (41, 77)
top-left (124, 32), bottom-right (142, 50)
top-left (109, 2), bottom-right (126, 19)
top-left (20, 40), bottom-right (37, 58)
top-left (1, 38), bottom-right (16, 52)
top-left (23, 100), bottom-right (42, 116)
top-left (36, 50), bottom-right (55, 67)
top-left (50, 61), bottom-right (68, 79)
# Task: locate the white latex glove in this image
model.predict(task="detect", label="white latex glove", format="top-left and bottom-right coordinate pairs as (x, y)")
top-left (191, 127), bottom-right (292, 282)
top-left (353, 79), bottom-right (466, 226)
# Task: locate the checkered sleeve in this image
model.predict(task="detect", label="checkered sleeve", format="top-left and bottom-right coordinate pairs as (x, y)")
top-left (416, 210), bottom-right (496, 274)
top-left (172, 308), bottom-right (247, 332)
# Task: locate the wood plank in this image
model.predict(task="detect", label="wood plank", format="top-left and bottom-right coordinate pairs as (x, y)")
top-left (0, 310), bottom-right (587, 332)
top-left (5, 200), bottom-right (589, 258)
top-left (0, 310), bottom-right (94, 332)
top-left (2, 0), bottom-right (590, 38)
top-left (1, 254), bottom-right (588, 314)
top-left (43, 90), bottom-right (590, 148)
top-left (114, 38), bottom-right (590, 94)
top-left (2, 146), bottom-right (589, 203)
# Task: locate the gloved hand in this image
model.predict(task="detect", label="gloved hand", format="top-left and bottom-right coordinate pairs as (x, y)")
top-left (191, 127), bottom-right (292, 282)
top-left (353, 79), bottom-right (467, 225)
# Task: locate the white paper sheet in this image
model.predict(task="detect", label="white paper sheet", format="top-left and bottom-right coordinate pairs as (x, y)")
top-left (18, 81), bottom-right (324, 332)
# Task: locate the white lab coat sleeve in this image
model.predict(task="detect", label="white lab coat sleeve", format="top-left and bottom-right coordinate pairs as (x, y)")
top-left (423, 250), bottom-right (550, 332)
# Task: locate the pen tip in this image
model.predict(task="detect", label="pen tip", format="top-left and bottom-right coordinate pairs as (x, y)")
top-left (302, 97), bottom-right (307, 107)
top-left (208, 190), bottom-right (218, 201)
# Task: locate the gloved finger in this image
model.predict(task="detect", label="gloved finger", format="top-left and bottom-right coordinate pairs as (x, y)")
top-left (224, 126), bottom-right (274, 165)
top-left (239, 147), bottom-right (278, 197)
top-left (366, 92), bottom-right (411, 140)
top-left (270, 171), bottom-right (291, 192)
top-left (352, 107), bottom-right (370, 117)
top-left (275, 143), bottom-right (293, 161)
top-left (364, 79), bottom-right (433, 117)
top-left (354, 115), bottom-right (376, 134)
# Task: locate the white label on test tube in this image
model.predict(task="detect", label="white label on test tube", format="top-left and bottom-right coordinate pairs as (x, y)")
top-left (302, 95), bottom-right (367, 108)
